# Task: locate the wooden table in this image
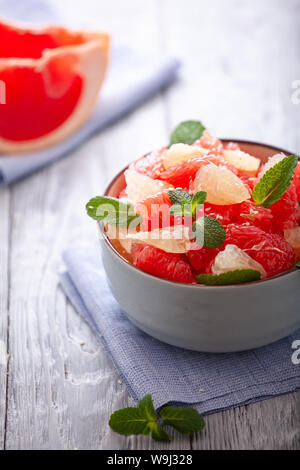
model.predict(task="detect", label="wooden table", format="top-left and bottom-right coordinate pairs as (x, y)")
top-left (0, 0), bottom-right (299, 450)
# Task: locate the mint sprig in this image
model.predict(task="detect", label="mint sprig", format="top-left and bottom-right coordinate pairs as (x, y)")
top-left (109, 394), bottom-right (205, 442)
top-left (170, 120), bottom-right (206, 146)
top-left (196, 269), bottom-right (261, 285)
top-left (295, 261), bottom-right (300, 268)
top-left (252, 155), bottom-right (298, 208)
top-left (86, 195), bottom-right (142, 228)
top-left (168, 189), bottom-right (224, 248)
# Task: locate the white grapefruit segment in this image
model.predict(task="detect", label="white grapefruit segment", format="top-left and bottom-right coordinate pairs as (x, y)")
top-left (125, 170), bottom-right (173, 205)
top-left (258, 153), bottom-right (287, 179)
top-left (193, 163), bottom-right (250, 205)
top-left (212, 244), bottom-right (267, 278)
top-left (223, 149), bottom-right (260, 177)
top-left (0, 22), bottom-right (109, 153)
top-left (284, 226), bottom-right (300, 260)
top-left (127, 225), bottom-right (191, 253)
top-left (164, 143), bottom-right (209, 169)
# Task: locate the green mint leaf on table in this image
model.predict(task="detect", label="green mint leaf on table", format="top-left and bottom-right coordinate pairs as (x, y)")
top-left (109, 394), bottom-right (170, 441)
top-left (138, 394), bottom-right (156, 421)
top-left (109, 394), bottom-right (204, 442)
top-left (170, 120), bottom-right (206, 146)
top-left (109, 407), bottom-right (151, 436)
top-left (252, 155), bottom-right (298, 208)
top-left (147, 422), bottom-right (171, 442)
top-left (196, 269), bottom-right (261, 285)
top-left (193, 216), bottom-right (225, 249)
top-left (160, 406), bottom-right (205, 434)
top-left (295, 261), bottom-right (300, 268)
top-left (168, 189), bottom-right (192, 205)
top-left (86, 195), bottom-right (142, 228)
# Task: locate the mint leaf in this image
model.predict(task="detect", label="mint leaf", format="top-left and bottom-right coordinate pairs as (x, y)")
top-left (192, 191), bottom-right (207, 216)
top-left (295, 261), bottom-right (300, 268)
top-left (109, 407), bottom-right (150, 435)
top-left (138, 394), bottom-right (156, 421)
top-left (109, 394), bottom-right (205, 442)
top-left (169, 205), bottom-right (185, 217)
top-left (109, 396), bottom-right (170, 441)
top-left (170, 120), bottom-right (206, 145)
top-left (252, 155), bottom-right (298, 208)
top-left (196, 269), bottom-right (261, 285)
top-left (168, 189), bottom-right (192, 205)
top-left (148, 422), bottom-right (171, 442)
top-left (160, 406), bottom-right (205, 434)
top-left (169, 201), bottom-right (193, 218)
top-left (181, 200), bottom-right (194, 217)
top-left (193, 216), bottom-right (225, 249)
top-left (86, 195), bottom-right (142, 228)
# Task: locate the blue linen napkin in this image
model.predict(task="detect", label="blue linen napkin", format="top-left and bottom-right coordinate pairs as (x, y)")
top-left (60, 243), bottom-right (300, 414)
top-left (0, 0), bottom-right (181, 184)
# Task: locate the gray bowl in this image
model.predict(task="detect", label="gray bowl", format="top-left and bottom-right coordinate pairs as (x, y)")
top-left (99, 140), bottom-right (300, 352)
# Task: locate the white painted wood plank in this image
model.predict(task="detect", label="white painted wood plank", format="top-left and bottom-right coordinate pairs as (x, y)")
top-left (0, 186), bottom-right (9, 450)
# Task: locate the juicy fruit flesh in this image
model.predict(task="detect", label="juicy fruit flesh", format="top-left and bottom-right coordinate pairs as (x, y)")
top-left (112, 140), bottom-right (300, 284)
top-left (0, 21), bottom-right (109, 145)
top-left (129, 147), bottom-right (166, 179)
top-left (132, 245), bottom-right (195, 284)
top-left (225, 224), bottom-right (296, 277)
top-left (0, 22), bottom-right (85, 141)
top-left (127, 225), bottom-right (191, 254)
top-left (193, 163), bottom-right (250, 205)
top-left (0, 63), bottom-right (83, 140)
top-left (0, 22), bottom-right (85, 59)
top-left (284, 226), bottom-right (300, 260)
top-left (163, 143), bottom-right (207, 169)
top-left (159, 155), bottom-right (238, 189)
top-left (223, 149), bottom-right (260, 177)
top-left (125, 170), bottom-right (172, 205)
top-left (212, 244), bottom-right (267, 278)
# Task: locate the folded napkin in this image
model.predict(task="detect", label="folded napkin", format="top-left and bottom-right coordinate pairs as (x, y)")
top-left (0, 0), bottom-right (181, 184)
top-left (60, 244), bottom-right (300, 414)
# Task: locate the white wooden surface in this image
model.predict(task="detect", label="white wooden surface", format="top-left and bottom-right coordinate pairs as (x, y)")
top-left (1, 0), bottom-right (300, 450)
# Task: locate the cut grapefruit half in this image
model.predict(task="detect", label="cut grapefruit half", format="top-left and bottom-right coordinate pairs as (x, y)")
top-left (0, 20), bottom-right (110, 153)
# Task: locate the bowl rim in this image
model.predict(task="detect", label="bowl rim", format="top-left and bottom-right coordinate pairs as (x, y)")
top-left (99, 138), bottom-right (299, 289)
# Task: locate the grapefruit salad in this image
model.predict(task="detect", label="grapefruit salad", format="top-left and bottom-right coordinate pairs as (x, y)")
top-left (87, 120), bottom-right (300, 285)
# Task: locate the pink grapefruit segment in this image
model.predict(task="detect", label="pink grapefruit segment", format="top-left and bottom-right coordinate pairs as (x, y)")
top-left (132, 244), bottom-right (195, 283)
top-left (158, 155), bottom-right (238, 189)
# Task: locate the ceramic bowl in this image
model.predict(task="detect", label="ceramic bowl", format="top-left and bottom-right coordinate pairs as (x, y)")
top-left (98, 140), bottom-right (300, 352)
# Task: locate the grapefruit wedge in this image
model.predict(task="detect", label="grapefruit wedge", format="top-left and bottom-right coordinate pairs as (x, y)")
top-left (0, 20), bottom-right (110, 153)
